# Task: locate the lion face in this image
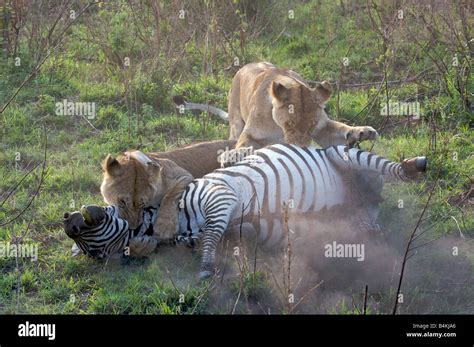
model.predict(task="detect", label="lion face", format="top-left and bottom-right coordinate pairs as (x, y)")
top-left (100, 151), bottom-right (163, 229)
top-left (270, 79), bottom-right (332, 147)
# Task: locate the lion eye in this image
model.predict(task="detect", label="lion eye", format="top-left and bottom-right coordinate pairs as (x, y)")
top-left (118, 199), bottom-right (126, 208)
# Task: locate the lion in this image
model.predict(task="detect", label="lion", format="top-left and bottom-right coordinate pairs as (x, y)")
top-left (100, 140), bottom-right (235, 242)
top-left (174, 61), bottom-right (378, 150)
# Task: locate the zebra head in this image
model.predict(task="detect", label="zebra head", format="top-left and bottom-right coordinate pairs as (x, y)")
top-left (63, 205), bottom-right (130, 259)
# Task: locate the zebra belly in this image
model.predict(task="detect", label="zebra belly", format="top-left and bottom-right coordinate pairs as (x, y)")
top-left (226, 201), bottom-right (351, 250)
top-left (225, 180), bottom-right (348, 249)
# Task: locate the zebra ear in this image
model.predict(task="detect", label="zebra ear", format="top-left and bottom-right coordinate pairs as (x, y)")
top-left (71, 243), bottom-right (82, 257)
top-left (103, 154), bottom-right (122, 176)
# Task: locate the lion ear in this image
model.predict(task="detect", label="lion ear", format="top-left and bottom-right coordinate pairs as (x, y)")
top-left (271, 81), bottom-right (292, 102)
top-left (103, 154), bottom-right (122, 176)
top-left (315, 81), bottom-right (332, 104)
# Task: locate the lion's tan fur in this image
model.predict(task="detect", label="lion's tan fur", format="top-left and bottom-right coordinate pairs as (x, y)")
top-left (227, 62), bottom-right (376, 148)
top-left (100, 140), bottom-right (235, 242)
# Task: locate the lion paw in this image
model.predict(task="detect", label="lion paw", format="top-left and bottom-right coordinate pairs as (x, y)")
top-left (346, 126), bottom-right (378, 146)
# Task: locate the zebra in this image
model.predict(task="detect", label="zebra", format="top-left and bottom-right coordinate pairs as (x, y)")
top-left (63, 205), bottom-right (158, 259)
top-left (64, 144), bottom-right (426, 279)
top-left (174, 144), bottom-right (426, 279)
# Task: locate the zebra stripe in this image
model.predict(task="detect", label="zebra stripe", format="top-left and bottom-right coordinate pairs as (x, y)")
top-left (324, 146), bottom-right (409, 180)
top-left (174, 144), bottom-right (423, 278)
top-left (67, 206), bottom-right (157, 259)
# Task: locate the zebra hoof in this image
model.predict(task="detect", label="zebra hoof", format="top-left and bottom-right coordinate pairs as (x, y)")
top-left (415, 156), bottom-right (427, 172)
top-left (402, 156), bottom-right (428, 177)
top-left (198, 270), bottom-right (213, 281)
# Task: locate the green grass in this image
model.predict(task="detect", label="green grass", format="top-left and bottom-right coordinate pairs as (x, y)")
top-left (1, 101), bottom-right (472, 315)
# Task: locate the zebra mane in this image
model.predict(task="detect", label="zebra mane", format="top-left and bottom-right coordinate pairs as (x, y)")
top-left (96, 205), bottom-right (129, 232)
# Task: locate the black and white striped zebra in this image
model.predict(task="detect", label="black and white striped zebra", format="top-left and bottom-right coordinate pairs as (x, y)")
top-left (64, 205), bottom-right (158, 259)
top-left (64, 144), bottom-right (426, 279)
top-left (175, 144), bottom-right (426, 279)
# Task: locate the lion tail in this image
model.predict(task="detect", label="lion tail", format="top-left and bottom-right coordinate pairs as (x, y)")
top-left (172, 95), bottom-right (229, 122)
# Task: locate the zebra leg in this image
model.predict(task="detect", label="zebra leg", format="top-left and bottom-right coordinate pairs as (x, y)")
top-left (325, 146), bottom-right (427, 180)
top-left (348, 171), bottom-right (384, 221)
top-left (199, 190), bottom-right (239, 280)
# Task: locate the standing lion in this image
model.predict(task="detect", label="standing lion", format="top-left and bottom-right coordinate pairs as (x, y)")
top-left (175, 62), bottom-right (377, 150)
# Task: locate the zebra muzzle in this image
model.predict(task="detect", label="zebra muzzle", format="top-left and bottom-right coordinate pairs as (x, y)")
top-left (63, 205), bottom-right (106, 239)
top-left (63, 211), bottom-right (88, 239)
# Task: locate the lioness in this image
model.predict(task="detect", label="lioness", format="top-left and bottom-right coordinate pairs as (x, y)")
top-left (174, 62), bottom-right (377, 149)
top-left (100, 140), bottom-right (235, 241)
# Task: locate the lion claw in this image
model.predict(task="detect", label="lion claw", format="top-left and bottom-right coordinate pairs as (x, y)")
top-left (347, 126), bottom-right (378, 146)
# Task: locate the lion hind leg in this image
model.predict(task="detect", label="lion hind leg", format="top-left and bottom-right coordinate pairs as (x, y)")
top-left (228, 114), bottom-right (245, 141)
